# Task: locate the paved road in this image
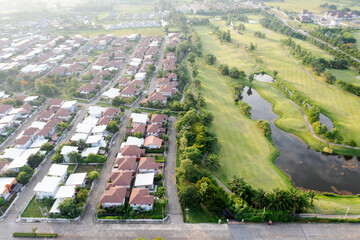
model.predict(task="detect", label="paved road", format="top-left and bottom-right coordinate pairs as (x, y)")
top-left (146, 37), bottom-right (167, 94)
top-left (2, 40), bottom-right (141, 222)
top-left (2, 220), bottom-right (360, 239)
top-left (164, 116), bottom-right (183, 224)
top-left (81, 110), bottom-right (130, 222)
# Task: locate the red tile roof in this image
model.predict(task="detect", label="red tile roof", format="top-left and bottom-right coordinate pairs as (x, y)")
top-left (129, 188), bottom-right (154, 205)
top-left (100, 186), bottom-right (127, 205)
top-left (144, 136), bottom-right (163, 148)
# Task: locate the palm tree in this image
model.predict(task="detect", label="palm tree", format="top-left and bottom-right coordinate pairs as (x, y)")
top-left (308, 190), bottom-right (315, 206)
top-left (32, 227), bottom-right (38, 236)
top-left (204, 154), bottom-right (220, 170)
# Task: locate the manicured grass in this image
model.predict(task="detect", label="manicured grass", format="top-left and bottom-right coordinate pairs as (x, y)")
top-left (193, 28), bottom-right (290, 190)
top-left (306, 195), bottom-right (360, 215)
top-left (185, 206), bottom-right (226, 223)
top-left (75, 164), bottom-right (103, 174)
top-left (353, 30), bottom-right (360, 49)
top-left (194, 22), bottom-right (360, 215)
top-left (21, 196), bottom-right (55, 218)
top-left (330, 68), bottom-right (360, 87)
top-left (254, 81), bottom-right (360, 156)
top-left (67, 164), bottom-right (76, 175)
top-left (208, 20), bottom-right (360, 145)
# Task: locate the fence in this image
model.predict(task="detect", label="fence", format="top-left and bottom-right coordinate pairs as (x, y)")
top-left (19, 178), bottom-right (97, 223)
top-left (96, 215), bottom-right (168, 224)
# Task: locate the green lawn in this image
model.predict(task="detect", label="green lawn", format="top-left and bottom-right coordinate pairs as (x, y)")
top-left (330, 68), bottom-right (360, 87)
top-left (22, 196), bottom-right (55, 218)
top-left (353, 30), bottom-right (360, 49)
top-left (185, 206), bottom-right (226, 223)
top-left (306, 195), bottom-right (360, 215)
top-left (67, 164), bottom-right (76, 175)
top-left (193, 28), bottom-right (290, 190)
top-left (75, 164), bottom-right (103, 174)
top-left (194, 22), bottom-right (360, 215)
top-left (209, 20), bottom-right (360, 145)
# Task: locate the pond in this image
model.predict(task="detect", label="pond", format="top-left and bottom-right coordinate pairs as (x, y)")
top-left (254, 74), bottom-right (274, 83)
top-left (319, 113), bottom-right (334, 131)
top-left (241, 86), bottom-right (360, 194)
top-left (307, 104), bottom-right (334, 131)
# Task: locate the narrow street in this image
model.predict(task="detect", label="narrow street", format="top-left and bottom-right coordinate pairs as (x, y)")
top-left (164, 116), bottom-right (183, 224)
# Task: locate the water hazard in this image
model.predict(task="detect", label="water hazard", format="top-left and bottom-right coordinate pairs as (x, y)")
top-left (241, 86), bottom-right (360, 194)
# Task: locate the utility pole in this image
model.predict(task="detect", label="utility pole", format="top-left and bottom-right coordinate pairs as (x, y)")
top-left (185, 208), bottom-right (189, 223)
top-left (315, 200), bottom-right (320, 218)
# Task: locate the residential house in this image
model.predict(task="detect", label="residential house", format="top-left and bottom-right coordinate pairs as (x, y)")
top-left (49, 98), bottom-right (65, 108)
top-left (156, 78), bottom-right (170, 88)
top-left (60, 146), bottom-right (79, 162)
top-left (166, 73), bottom-right (177, 81)
top-left (120, 86), bottom-right (140, 98)
top-left (144, 135), bottom-right (163, 149)
top-left (97, 116), bottom-right (112, 126)
top-left (138, 157), bottom-right (161, 175)
top-left (131, 124), bottom-right (146, 136)
top-left (102, 107), bottom-right (120, 118)
top-left (114, 157), bottom-right (137, 172)
top-left (146, 124), bottom-right (165, 136)
top-left (54, 108), bottom-right (71, 121)
top-left (118, 77), bottom-right (131, 87)
top-left (61, 101), bottom-right (78, 113)
top-left (48, 164), bottom-right (68, 182)
top-left (158, 85), bottom-right (175, 97)
top-left (14, 136), bottom-right (33, 149)
top-left (150, 114), bottom-right (168, 125)
top-left (0, 104), bottom-right (13, 117)
top-left (130, 113), bottom-right (148, 125)
top-left (120, 145), bottom-right (145, 159)
top-left (100, 186), bottom-right (127, 208)
top-left (129, 188), bottom-right (154, 211)
top-left (78, 83), bottom-right (96, 95)
top-left (34, 176), bottom-right (61, 199)
top-left (106, 171), bottom-right (133, 190)
top-left (0, 177), bottom-right (17, 200)
top-left (134, 173), bottom-right (155, 190)
top-left (65, 173), bottom-right (87, 188)
top-left (0, 161), bottom-right (9, 174)
top-left (38, 109), bottom-right (55, 122)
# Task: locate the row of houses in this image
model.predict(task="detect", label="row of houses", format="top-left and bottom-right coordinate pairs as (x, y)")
top-left (99, 113), bottom-right (168, 211)
top-left (0, 100), bottom-right (34, 136)
top-left (13, 99), bottom-right (77, 150)
top-left (69, 106), bottom-right (120, 147)
top-left (141, 33), bottom-right (181, 106)
top-left (0, 99), bottom-right (77, 173)
top-left (100, 36), bottom-right (163, 101)
top-left (33, 163), bottom-right (87, 214)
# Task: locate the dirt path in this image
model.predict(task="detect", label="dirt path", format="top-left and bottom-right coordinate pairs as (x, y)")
top-left (201, 152), bottom-right (232, 194)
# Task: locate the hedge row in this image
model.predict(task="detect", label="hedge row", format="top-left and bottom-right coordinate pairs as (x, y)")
top-left (13, 233), bottom-right (58, 238)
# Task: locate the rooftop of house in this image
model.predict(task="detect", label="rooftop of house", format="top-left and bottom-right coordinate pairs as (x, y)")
top-left (129, 188), bottom-right (154, 205)
top-left (100, 186), bottom-right (127, 205)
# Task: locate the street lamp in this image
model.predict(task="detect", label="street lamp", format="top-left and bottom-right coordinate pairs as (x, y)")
top-left (185, 207), bottom-right (189, 223)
